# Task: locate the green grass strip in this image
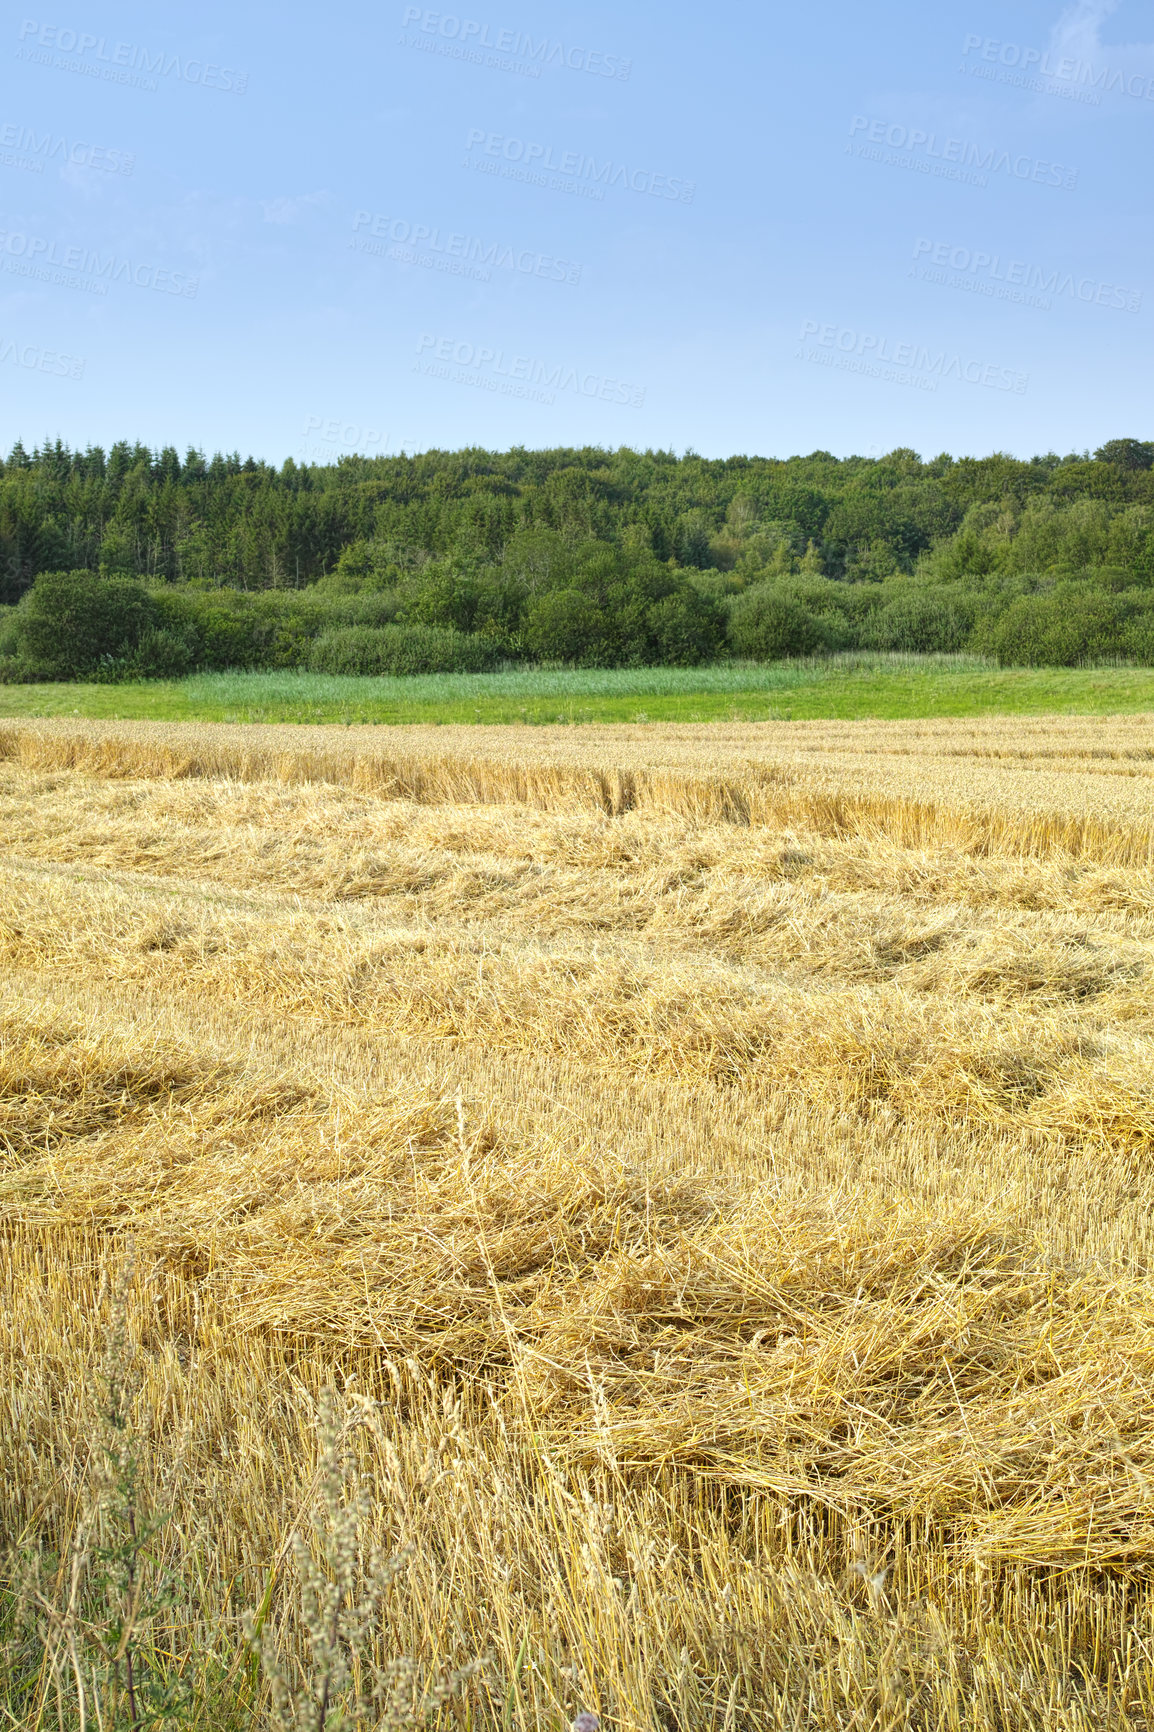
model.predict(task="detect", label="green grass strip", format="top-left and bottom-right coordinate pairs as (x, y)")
top-left (3, 656), bottom-right (1154, 725)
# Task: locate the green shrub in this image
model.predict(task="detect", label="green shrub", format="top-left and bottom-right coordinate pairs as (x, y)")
top-left (155, 590), bottom-right (318, 670)
top-left (400, 562), bottom-right (527, 645)
top-left (151, 587), bottom-right (411, 670)
top-left (525, 589), bottom-right (607, 664)
top-left (982, 587), bottom-right (1137, 666)
top-left (554, 549), bottom-right (725, 667)
top-left (11, 570), bottom-right (155, 679)
top-left (683, 568), bottom-right (746, 603)
top-left (314, 539), bottom-right (427, 593)
top-left (200, 592), bottom-right (320, 669)
top-left (196, 602), bottom-right (267, 668)
top-left (727, 583), bottom-right (829, 659)
top-left (1083, 565), bottom-right (1140, 593)
top-left (1122, 600), bottom-right (1154, 664)
top-left (646, 588), bottom-right (725, 665)
top-left (337, 593), bottom-right (406, 626)
top-left (860, 587), bottom-right (972, 653)
top-left (307, 624), bottom-right (503, 676)
top-left (129, 625), bottom-right (199, 678)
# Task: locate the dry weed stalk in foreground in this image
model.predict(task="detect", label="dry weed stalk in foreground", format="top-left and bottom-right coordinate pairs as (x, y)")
top-left (3, 716), bottom-right (1154, 1729)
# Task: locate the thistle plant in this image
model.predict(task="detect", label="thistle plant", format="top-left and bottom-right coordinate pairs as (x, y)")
top-left (4, 1252), bottom-right (190, 1730)
top-left (244, 1387), bottom-right (482, 1732)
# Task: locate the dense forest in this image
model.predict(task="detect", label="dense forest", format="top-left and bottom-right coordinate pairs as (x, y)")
top-left (2, 434), bottom-right (1154, 678)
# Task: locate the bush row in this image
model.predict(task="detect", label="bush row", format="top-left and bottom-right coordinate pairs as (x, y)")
top-left (0, 562), bottom-right (729, 679)
top-left (722, 574), bottom-right (1154, 665)
top-left (3, 567), bottom-right (1154, 680)
top-left (0, 577), bottom-right (486, 680)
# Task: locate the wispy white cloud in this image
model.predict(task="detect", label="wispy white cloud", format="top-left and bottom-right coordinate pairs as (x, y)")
top-left (261, 192), bottom-right (329, 226)
top-left (1048, 0), bottom-right (1153, 62)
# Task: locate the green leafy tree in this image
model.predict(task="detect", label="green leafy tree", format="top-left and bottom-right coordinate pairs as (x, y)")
top-left (675, 509), bottom-right (714, 568)
top-left (1094, 438), bottom-right (1154, 471)
top-left (501, 526), bottom-right (574, 591)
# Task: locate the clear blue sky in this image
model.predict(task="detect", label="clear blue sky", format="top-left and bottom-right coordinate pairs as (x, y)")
top-left (1, 0), bottom-right (1150, 461)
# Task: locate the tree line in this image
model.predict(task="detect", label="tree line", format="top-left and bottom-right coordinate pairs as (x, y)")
top-left (1, 435), bottom-right (1153, 677)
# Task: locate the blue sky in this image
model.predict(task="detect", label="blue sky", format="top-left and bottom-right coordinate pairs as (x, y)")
top-left (1, 0), bottom-right (1151, 461)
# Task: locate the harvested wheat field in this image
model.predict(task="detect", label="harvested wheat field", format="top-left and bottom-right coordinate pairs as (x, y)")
top-left (4, 713), bottom-right (1154, 1730)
